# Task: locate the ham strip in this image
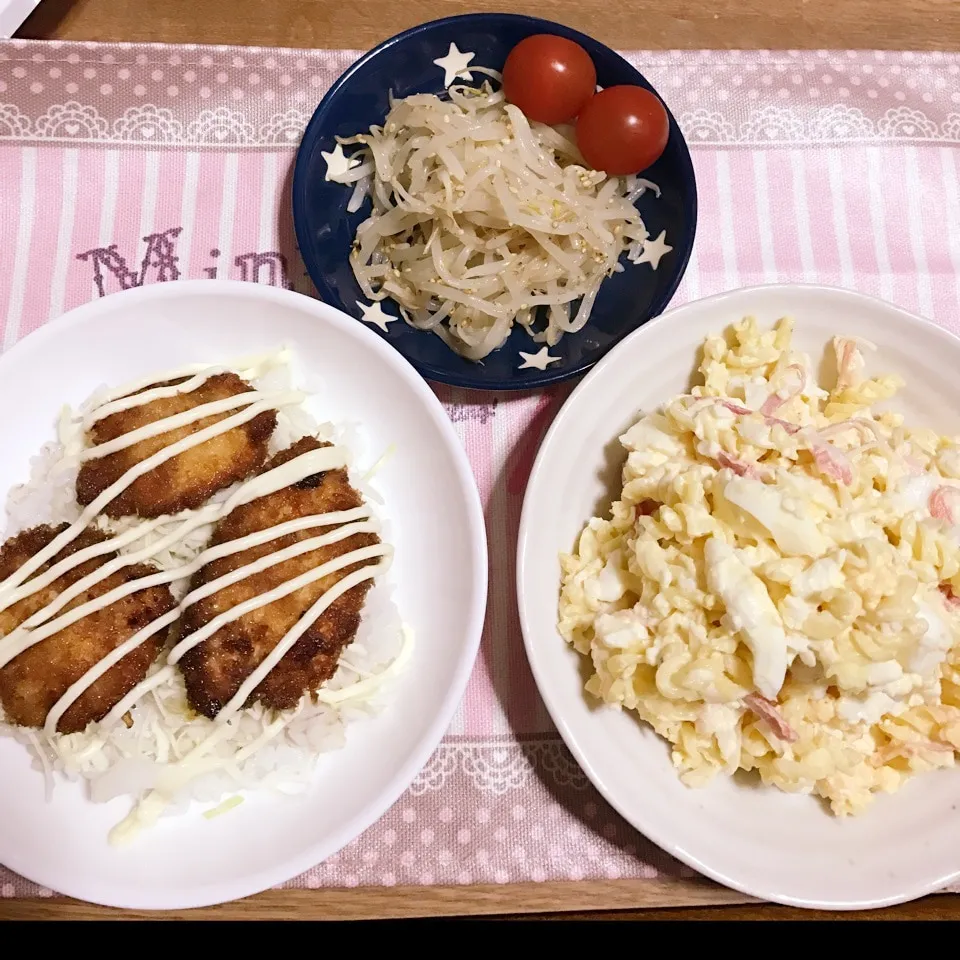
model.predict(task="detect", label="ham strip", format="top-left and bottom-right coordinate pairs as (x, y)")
top-left (744, 693), bottom-right (798, 743)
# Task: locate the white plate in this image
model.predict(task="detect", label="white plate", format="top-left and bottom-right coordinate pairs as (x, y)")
top-left (0, 280), bottom-right (487, 910)
top-left (0, 0), bottom-right (40, 39)
top-left (518, 284), bottom-right (960, 910)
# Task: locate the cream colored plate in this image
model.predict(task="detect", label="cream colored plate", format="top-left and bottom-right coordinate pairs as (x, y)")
top-left (518, 284), bottom-right (960, 910)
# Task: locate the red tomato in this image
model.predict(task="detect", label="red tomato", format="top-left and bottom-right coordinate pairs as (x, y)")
top-left (576, 86), bottom-right (670, 176)
top-left (502, 34), bottom-right (597, 126)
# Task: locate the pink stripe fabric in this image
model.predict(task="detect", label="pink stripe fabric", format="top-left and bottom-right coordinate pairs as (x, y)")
top-left (193, 151), bottom-right (228, 279)
top-left (915, 146), bottom-right (951, 323)
top-left (725, 150), bottom-right (762, 286)
top-left (4, 40), bottom-right (960, 898)
top-left (18, 147), bottom-right (62, 340)
top-left (64, 149), bottom-right (107, 312)
top-left (0, 146), bottom-right (24, 319)
top-left (840, 147), bottom-right (877, 297)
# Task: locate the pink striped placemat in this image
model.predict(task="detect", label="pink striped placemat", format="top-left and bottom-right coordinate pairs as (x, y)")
top-left (2, 40), bottom-right (960, 902)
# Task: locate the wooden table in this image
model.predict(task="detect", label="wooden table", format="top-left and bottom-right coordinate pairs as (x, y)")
top-left (3, 0), bottom-right (960, 922)
top-left (13, 0), bottom-right (960, 52)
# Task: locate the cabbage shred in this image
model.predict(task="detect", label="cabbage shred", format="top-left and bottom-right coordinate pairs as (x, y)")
top-left (332, 74), bottom-right (654, 360)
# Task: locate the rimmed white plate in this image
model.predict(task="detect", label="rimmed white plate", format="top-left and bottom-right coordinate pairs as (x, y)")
top-left (0, 280), bottom-right (487, 910)
top-left (518, 284), bottom-right (960, 910)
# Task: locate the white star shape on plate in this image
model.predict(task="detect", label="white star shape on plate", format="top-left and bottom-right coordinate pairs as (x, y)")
top-left (321, 143), bottom-right (360, 182)
top-left (636, 230), bottom-right (673, 270)
top-left (356, 299), bottom-right (396, 333)
top-left (433, 43), bottom-right (475, 87)
top-left (518, 347), bottom-right (561, 371)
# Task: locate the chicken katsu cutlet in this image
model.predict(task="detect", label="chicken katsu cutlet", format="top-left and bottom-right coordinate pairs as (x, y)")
top-left (0, 524), bottom-right (176, 734)
top-left (178, 437), bottom-right (380, 719)
top-left (76, 372), bottom-right (277, 520)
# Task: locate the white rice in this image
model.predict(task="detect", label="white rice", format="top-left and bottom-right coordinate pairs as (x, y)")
top-left (0, 347), bottom-right (408, 842)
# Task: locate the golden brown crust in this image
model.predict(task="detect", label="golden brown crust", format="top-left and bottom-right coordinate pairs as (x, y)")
top-left (76, 372), bottom-right (277, 520)
top-left (0, 524), bottom-right (176, 734)
top-left (178, 437), bottom-right (379, 719)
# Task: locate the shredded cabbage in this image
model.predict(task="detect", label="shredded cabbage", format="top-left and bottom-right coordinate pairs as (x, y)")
top-left (331, 73), bottom-right (656, 360)
top-left (204, 795), bottom-right (244, 819)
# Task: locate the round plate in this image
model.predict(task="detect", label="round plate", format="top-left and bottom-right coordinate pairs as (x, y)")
top-left (518, 284), bottom-right (960, 910)
top-left (292, 13), bottom-right (697, 391)
top-left (0, 280), bottom-right (487, 910)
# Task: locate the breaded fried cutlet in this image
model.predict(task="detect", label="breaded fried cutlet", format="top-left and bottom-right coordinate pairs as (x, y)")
top-left (0, 524), bottom-right (177, 734)
top-left (178, 437), bottom-right (379, 719)
top-left (76, 372), bottom-right (277, 520)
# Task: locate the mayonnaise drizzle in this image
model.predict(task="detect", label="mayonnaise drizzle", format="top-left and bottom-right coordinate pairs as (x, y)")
top-left (1, 353), bottom-right (391, 739)
top-left (6, 519), bottom-right (382, 671)
top-left (56, 508), bottom-right (378, 731)
top-left (215, 559), bottom-right (389, 722)
top-left (167, 545), bottom-right (390, 665)
top-left (81, 346), bottom-right (292, 419)
top-left (43, 610), bottom-right (180, 735)
top-left (0, 446), bottom-right (350, 629)
top-left (0, 514), bottom-right (176, 613)
top-left (102, 665), bottom-right (177, 729)
top-left (179, 520), bottom-right (380, 610)
top-left (77, 390), bottom-right (299, 463)
top-left (0, 396), bottom-right (299, 600)
top-left (82, 369), bottom-right (230, 427)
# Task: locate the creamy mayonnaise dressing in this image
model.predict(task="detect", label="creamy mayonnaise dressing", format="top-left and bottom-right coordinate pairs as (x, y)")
top-left (0, 354), bottom-right (392, 740)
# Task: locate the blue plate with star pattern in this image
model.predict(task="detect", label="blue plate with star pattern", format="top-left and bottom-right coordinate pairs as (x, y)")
top-left (292, 13), bottom-right (697, 391)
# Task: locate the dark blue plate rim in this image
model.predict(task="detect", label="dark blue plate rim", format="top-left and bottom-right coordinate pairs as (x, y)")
top-left (293, 12), bottom-right (698, 392)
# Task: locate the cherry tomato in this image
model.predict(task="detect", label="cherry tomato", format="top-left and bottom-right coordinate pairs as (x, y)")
top-left (502, 34), bottom-right (597, 126)
top-left (575, 86), bottom-right (669, 176)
